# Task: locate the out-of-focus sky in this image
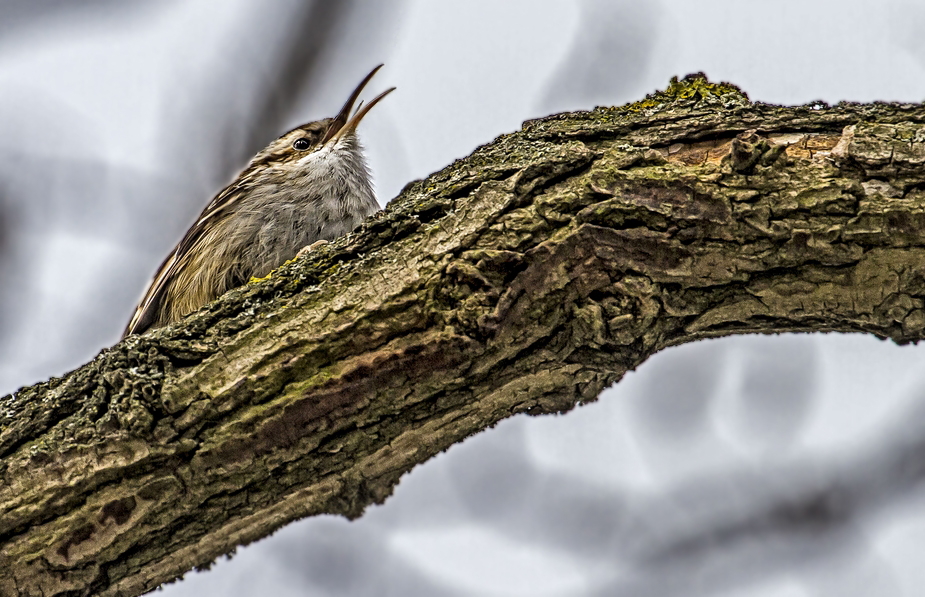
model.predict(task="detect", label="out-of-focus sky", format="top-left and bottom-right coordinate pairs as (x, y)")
top-left (3, 1), bottom-right (925, 595)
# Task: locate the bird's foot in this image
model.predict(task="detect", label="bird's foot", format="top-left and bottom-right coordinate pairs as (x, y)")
top-left (296, 239), bottom-right (331, 259)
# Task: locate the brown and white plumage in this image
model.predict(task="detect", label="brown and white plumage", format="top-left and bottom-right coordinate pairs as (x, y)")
top-left (123, 66), bottom-right (394, 336)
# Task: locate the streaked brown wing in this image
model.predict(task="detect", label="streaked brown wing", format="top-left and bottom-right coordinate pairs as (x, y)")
top-left (122, 178), bottom-right (251, 337)
top-left (122, 251), bottom-right (178, 336)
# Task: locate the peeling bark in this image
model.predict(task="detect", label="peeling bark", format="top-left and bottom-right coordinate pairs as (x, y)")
top-left (3, 74), bottom-right (925, 596)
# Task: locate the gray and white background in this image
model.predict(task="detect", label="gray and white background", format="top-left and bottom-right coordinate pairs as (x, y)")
top-left (3, 1), bottom-right (925, 595)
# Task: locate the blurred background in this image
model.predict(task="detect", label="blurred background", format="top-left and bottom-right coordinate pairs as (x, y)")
top-left (3, 1), bottom-right (925, 595)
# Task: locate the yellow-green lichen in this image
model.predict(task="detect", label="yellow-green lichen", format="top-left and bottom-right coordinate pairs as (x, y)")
top-left (662, 73), bottom-right (747, 101)
top-left (248, 273), bottom-right (273, 285)
top-left (609, 73), bottom-right (750, 115)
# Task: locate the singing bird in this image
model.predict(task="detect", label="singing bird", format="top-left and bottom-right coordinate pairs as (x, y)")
top-left (124, 65), bottom-right (394, 337)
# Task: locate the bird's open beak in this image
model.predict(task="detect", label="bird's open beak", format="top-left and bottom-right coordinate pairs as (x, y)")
top-left (321, 64), bottom-right (395, 146)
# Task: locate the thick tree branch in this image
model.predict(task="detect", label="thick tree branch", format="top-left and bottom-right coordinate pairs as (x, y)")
top-left (3, 75), bottom-right (925, 596)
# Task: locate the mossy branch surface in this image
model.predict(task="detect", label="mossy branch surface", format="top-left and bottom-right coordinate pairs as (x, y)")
top-left (4, 75), bottom-right (925, 596)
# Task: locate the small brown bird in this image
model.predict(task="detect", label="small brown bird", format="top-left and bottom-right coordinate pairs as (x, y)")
top-left (123, 65), bottom-right (394, 337)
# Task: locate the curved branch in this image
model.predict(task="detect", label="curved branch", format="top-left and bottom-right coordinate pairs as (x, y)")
top-left (3, 75), bottom-right (925, 596)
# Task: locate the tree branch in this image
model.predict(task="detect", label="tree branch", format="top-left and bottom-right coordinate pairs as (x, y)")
top-left (3, 74), bottom-right (925, 596)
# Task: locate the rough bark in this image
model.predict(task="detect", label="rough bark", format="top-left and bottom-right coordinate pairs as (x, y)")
top-left (3, 74), bottom-right (925, 596)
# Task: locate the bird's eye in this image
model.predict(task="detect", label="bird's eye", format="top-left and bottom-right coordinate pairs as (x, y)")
top-left (292, 138), bottom-right (311, 150)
